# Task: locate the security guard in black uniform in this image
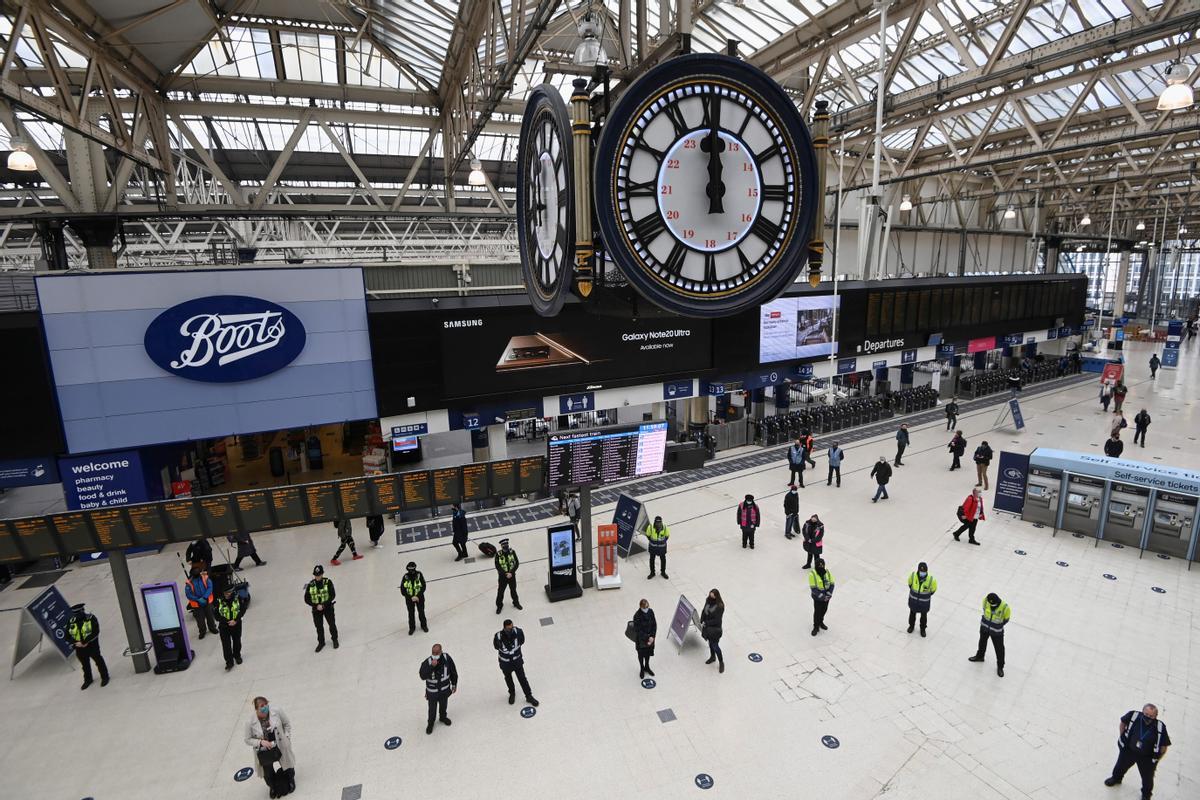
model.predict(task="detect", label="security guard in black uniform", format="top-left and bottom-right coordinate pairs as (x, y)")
top-left (494, 538), bottom-right (522, 613)
top-left (67, 603), bottom-right (109, 690)
top-left (401, 561), bottom-right (428, 635)
top-left (216, 585), bottom-right (245, 670)
top-left (304, 564), bottom-right (338, 652)
top-left (493, 619), bottom-right (539, 707)
top-left (419, 643), bottom-right (458, 735)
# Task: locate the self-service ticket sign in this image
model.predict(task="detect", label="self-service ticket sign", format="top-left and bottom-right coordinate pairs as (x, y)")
top-left (545, 522), bottom-right (582, 602)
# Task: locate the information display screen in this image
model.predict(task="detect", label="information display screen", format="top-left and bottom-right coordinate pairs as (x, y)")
top-left (489, 459), bottom-right (518, 497)
top-left (234, 491), bottom-right (273, 532)
top-left (10, 516), bottom-right (58, 558)
top-left (547, 423), bottom-right (668, 489)
top-left (518, 457), bottom-right (545, 494)
top-left (89, 508), bottom-right (133, 548)
top-left (304, 483), bottom-right (338, 523)
top-left (432, 467), bottom-right (462, 505)
top-left (402, 471), bottom-right (432, 510)
top-left (126, 504), bottom-right (170, 545)
top-left (198, 495), bottom-right (239, 538)
top-left (144, 586), bottom-right (181, 632)
top-left (337, 479), bottom-right (372, 518)
top-left (0, 524), bottom-right (24, 562)
top-left (462, 463), bottom-right (489, 502)
top-left (270, 486), bottom-right (308, 528)
top-left (162, 499), bottom-right (203, 542)
top-left (369, 475), bottom-right (402, 513)
top-left (50, 512), bottom-right (96, 554)
top-left (759, 295), bottom-right (840, 363)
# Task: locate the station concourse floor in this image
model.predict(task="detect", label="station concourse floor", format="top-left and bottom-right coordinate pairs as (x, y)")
top-left (2, 340), bottom-right (1198, 800)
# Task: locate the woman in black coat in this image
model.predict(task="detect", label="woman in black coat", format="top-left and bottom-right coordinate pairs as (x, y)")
top-left (700, 589), bottom-right (725, 673)
top-left (633, 598), bottom-right (657, 679)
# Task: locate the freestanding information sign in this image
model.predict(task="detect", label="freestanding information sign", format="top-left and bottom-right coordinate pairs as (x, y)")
top-left (140, 582), bottom-right (193, 673)
top-left (10, 585), bottom-right (74, 679)
top-left (545, 522), bottom-right (582, 602)
top-left (613, 494), bottom-right (648, 558)
top-left (667, 594), bottom-right (699, 651)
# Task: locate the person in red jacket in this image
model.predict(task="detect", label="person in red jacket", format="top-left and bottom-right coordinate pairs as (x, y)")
top-left (737, 494), bottom-right (761, 550)
top-left (952, 487), bottom-right (986, 545)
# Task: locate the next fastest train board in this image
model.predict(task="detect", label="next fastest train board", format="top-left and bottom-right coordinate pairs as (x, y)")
top-left (547, 422), bottom-right (669, 490)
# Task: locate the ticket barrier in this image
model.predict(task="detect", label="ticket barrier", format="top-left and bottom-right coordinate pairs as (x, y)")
top-left (1061, 475), bottom-right (1105, 536)
top-left (1021, 467), bottom-right (1062, 527)
top-left (1148, 493), bottom-right (1197, 559)
top-left (1101, 483), bottom-right (1149, 548)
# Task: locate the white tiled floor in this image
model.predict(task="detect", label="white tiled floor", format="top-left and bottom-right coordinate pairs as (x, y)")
top-left (2, 339), bottom-right (1198, 800)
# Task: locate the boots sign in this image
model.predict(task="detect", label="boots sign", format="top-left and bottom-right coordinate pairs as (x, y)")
top-left (143, 295), bottom-right (306, 382)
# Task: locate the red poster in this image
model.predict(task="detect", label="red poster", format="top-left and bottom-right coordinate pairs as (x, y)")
top-left (171, 480), bottom-right (192, 498)
top-left (1100, 363), bottom-right (1124, 385)
top-left (967, 336), bottom-right (996, 353)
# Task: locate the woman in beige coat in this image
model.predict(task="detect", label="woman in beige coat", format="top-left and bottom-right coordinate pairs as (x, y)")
top-left (245, 696), bottom-right (295, 798)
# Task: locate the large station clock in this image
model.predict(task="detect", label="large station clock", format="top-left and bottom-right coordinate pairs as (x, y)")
top-left (516, 85), bottom-right (575, 317)
top-left (594, 54), bottom-right (818, 317)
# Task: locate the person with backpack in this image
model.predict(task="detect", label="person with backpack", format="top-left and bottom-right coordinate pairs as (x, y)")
top-left (948, 430), bottom-right (967, 471)
top-left (801, 514), bottom-right (824, 569)
top-left (1133, 408), bottom-right (1151, 447)
top-left (951, 488), bottom-right (986, 545)
top-left (1110, 411), bottom-right (1128, 438)
top-left (737, 494), bottom-right (761, 549)
top-left (973, 441), bottom-right (994, 489)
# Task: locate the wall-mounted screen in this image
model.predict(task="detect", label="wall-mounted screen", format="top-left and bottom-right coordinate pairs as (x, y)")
top-left (462, 463), bottom-right (489, 501)
top-left (759, 295), bottom-right (840, 363)
top-left (392, 436), bottom-right (420, 452)
top-left (402, 471), bottom-right (432, 509)
top-left (270, 486), bottom-right (308, 527)
top-left (234, 491), bottom-right (274, 532)
top-left (50, 512), bottom-right (95, 554)
top-left (432, 468), bottom-right (462, 505)
top-left (369, 475), bottom-right (402, 513)
top-left (89, 508), bottom-right (134, 548)
top-left (489, 460), bottom-right (517, 497)
top-left (161, 500), bottom-right (203, 542)
top-left (10, 516), bottom-right (58, 558)
top-left (126, 504), bottom-right (170, 545)
top-left (197, 495), bottom-right (239, 538)
top-left (303, 483), bottom-right (338, 523)
top-left (337, 479), bottom-right (372, 517)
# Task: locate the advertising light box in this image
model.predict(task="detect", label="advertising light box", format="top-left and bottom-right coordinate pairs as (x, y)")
top-left (759, 295), bottom-right (840, 363)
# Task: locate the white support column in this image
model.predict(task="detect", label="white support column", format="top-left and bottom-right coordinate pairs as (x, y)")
top-left (486, 424), bottom-right (508, 461)
top-left (1113, 250), bottom-right (1132, 318)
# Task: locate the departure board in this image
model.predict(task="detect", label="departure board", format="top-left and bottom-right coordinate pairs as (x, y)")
top-left (518, 457), bottom-right (545, 494)
top-left (270, 486), bottom-right (307, 528)
top-left (89, 508), bottom-right (134, 548)
top-left (304, 483), bottom-right (338, 523)
top-left (50, 512), bottom-right (95, 554)
top-left (337, 479), bottom-right (372, 518)
top-left (0, 524), bottom-right (23, 562)
top-left (234, 491), bottom-right (274, 532)
top-left (162, 499), bottom-right (203, 541)
top-left (489, 459), bottom-right (517, 497)
top-left (369, 475), bottom-right (402, 513)
top-left (402, 471), bottom-right (432, 510)
top-left (10, 516), bottom-right (58, 558)
top-left (198, 495), bottom-right (239, 537)
top-left (432, 467), bottom-right (462, 505)
top-left (126, 504), bottom-right (170, 545)
top-left (462, 463), bottom-right (489, 502)
top-left (547, 422), bottom-right (668, 489)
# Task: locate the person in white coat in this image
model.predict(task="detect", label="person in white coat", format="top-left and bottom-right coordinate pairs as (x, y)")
top-left (245, 696), bottom-right (296, 798)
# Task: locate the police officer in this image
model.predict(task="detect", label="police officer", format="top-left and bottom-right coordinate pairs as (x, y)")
top-left (968, 592), bottom-right (1010, 677)
top-left (304, 564), bottom-right (338, 652)
top-left (493, 619), bottom-right (539, 707)
top-left (808, 558), bottom-right (834, 636)
top-left (646, 516), bottom-right (669, 579)
top-left (494, 539), bottom-right (522, 613)
top-left (419, 643), bottom-right (458, 735)
top-left (906, 562), bottom-right (937, 637)
top-left (401, 561), bottom-right (428, 635)
top-left (67, 603), bottom-right (109, 690)
top-left (216, 584), bottom-right (245, 671)
top-left (1104, 703), bottom-right (1171, 798)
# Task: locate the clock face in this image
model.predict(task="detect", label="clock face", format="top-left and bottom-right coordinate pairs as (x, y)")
top-left (595, 54), bottom-right (817, 317)
top-left (517, 85), bottom-right (575, 317)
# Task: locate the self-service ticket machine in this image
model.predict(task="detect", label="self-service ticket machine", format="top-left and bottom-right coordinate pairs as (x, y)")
top-left (1102, 483), bottom-right (1150, 547)
top-left (140, 582), bottom-right (193, 674)
top-left (1021, 467), bottom-right (1062, 527)
top-left (1061, 474), bottom-right (1105, 536)
top-left (1148, 492), bottom-right (1198, 559)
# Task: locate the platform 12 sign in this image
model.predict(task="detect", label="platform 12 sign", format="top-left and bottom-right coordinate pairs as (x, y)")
top-left (144, 295), bottom-right (306, 383)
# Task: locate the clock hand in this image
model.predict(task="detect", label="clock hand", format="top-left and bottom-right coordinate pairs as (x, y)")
top-left (706, 94), bottom-right (724, 214)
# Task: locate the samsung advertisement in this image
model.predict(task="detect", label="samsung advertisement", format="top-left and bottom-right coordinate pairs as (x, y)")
top-left (758, 295), bottom-right (840, 363)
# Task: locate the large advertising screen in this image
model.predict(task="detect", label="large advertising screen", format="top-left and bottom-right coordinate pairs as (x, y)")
top-left (547, 422), bottom-right (668, 489)
top-left (36, 268), bottom-right (377, 454)
top-left (759, 295), bottom-right (839, 363)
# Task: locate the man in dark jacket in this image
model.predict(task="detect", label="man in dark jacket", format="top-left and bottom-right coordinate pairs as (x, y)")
top-left (367, 514), bottom-right (385, 548)
top-left (1104, 704), bottom-right (1171, 798)
top-left (1104, 433), bottom-right (1125, 458)
top-left (330, 518), bottom-right (361, 566)
top-left (495, 539), bottom-right (522, 613)
top-left (67, 603), bottom-right (109, 689)
top-left (948, 431), bottom-right (967, 471)
top-left (737, 494), bottom-right (761, 549)
top-left (231, 529), bottom-right (265, 570)
top-left (783, 485), bottom-right (799, 539)
top-left (304, 564), bottom-right (338, 652)
top-left (945, 399), bottom-right (959, 431)
top-left (401, 561), bottom-right (428, 635)
top-left (1133, 409), bottom-right (1151, 447)
top-left (184, 568), bottom-right (219, 639)
top-left (1148, 353), bottom-right (1160, 378)
top-left (870, 457), bottom-right (892, 502)
top-left (801, 515), bottom-right (824, 569)
top-left (973, 441), bottom-right (994, 489)
top-left (786, 438), bottom-right (807, 487)
top-left (215, 585), bottom-right (245, 671)
top-left (419, 644), bottom-right (458, 734)
top-left (186, 536), bottom-right (213, 571)
top-left (450, 503), bottom-right (469, 560)
top-left (894, 424), bottom-right (910, 466)
top-left (493, 619), bottom-right (539, 707)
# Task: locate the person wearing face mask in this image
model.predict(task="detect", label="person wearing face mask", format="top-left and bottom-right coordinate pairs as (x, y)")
top-left (632, 598), bottom-right (657, 679)
top-left (870, 457), bottom-right (892, 502)
top-left (736, 494), bottom-right (760, 549)
top-left (801, 514), bottom-right (824, 569)
top-left (494, 538), bottom-right (522, 613)
top-left (645, 516), bottom-right (670, 579)
top-left (303, 564), bottom-right (337, 652)
top-left (968, 592), bottom-right (1011, 677)
top-left (906, 562), bottom-right (937, 637)
top-left (216, 584), bottom-right (245, 671)
top-left (493, 619), bottom-right (539, 707)
top-left (826, 441), bottom-right (844, 487)
top-left (401, 561), bottom-right (428, 635)
top-left (450, 503), bottom-right (469, 560)
top-left (419, 644), bottom-right (458, 734)
top-left (1104, 703), bottom-right (1171, 799)
top-left (807, 558), bottom-right (834, 636)
top-left (244, 696), bottom-right (295, 798)
top-left (699, 589), bottom-right (725, 673)
top-left (184, 567), bottom-right (219, 640)
top-left (66, 603), bottom-right (109, 690)
top-left (783, 485), bottom-right (799, 539)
